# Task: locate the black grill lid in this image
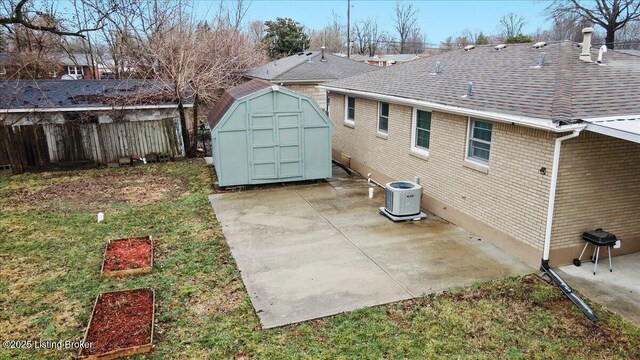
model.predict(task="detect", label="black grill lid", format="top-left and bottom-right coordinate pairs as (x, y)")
top-left (581, 229), bottom-right (617, 245)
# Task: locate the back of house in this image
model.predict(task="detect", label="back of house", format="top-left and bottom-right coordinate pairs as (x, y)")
top-left (320, 32), bottom-right (640, 268)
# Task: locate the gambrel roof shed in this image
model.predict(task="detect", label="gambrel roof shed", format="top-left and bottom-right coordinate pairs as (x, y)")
top-left (208, 79), bottom-right (333, 187)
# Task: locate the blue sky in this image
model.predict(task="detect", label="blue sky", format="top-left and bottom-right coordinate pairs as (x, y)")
top-left (195, 0), bottom-right (551, 44)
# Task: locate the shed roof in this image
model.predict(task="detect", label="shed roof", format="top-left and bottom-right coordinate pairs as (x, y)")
top-left (245, 51), bottom-right (378, 82)
top-left (0, 79), bottom-right (187, 111)
top-left (322, 41), bottom-right (640, 125)
top-left (207, 79), bottom-right (273, 128)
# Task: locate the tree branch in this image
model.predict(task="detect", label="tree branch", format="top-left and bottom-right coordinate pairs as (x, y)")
top-left (0, 0), bottom-right (105, 38)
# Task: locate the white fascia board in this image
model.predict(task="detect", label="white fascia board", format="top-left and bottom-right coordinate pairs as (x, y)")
top-left (582, 115), bottom-right (640, 144)
top-left (319, 86), bottom-right (580, 132)
top-left (0, 104), bottom-right (193, 114)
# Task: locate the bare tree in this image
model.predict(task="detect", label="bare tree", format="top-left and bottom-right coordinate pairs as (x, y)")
top-left (547, 0), bottom-right (640, 48)
top-left (1, 0), bottom-right (110, 38)
top-left (351, 18), bottom-right (380, 56)
top-left (499, 12), bottom-right (527, 37)
top-left (248, 20), bottom-right (265, 45)
top-left (616, 19), bottom-right (640, 47)
top-left (309, 10), bottom-right (345, 53)
top-left (393, 1), bottom-right (419, 54)
top-left (136, 0), bottom-right (266, 155)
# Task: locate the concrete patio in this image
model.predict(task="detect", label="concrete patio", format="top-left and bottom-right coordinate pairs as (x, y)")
top-left (209, 169), bottom-right (533, 328)
top-left (559, 252), bottom-right (640, 327)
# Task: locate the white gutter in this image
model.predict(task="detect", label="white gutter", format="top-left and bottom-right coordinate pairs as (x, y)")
top-left (542, 127), bottom-right (586, 264)
top-left (0, 104), bottom-right (193, 114)
top-left (319, 86), bottom-right (585, 133)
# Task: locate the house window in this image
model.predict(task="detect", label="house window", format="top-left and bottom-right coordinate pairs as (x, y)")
top-left (411, 109), bottom-right (431, 155)
top-left (345, 95), bottom-right (355, 124)
top-left (378, 102), bottom-right (389, 134)
top-left (344, 95), bottom-right (356, 127)
top-left (67, 66), bottom-right (84, 76)
top-left (467, 119), bottom-right (492, 164)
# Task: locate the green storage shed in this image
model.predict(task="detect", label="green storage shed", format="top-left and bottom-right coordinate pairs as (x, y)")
top-left (207, 79), bottom-right (333, 187)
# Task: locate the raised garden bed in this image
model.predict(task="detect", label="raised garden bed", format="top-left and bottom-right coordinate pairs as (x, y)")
top-left (101, 236), bottom-right (153, 277)
top-left (80, 288), bottom-right (155, 359)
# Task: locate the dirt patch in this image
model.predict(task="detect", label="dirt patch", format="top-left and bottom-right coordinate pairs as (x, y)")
top-left (102, 237), bottom-right (152, 276)
top-left (11, 174), bottom-right (187, 211)
top-left (81, 288), bottom-right (154, 357)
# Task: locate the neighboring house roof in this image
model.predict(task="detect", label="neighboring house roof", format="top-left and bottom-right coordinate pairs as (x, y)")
top-left (58, 53), bottom-right (93, 66)
top-left (349, 54), bottom-right (420, 63)
top-left (245, 51), bottom-right (378, 82)
top-left (207, 79), bottom-right (273, 128)
top-left (322, 41), bottom-right (640, 125)
top-left (0, 79), bottom-right (189, 111)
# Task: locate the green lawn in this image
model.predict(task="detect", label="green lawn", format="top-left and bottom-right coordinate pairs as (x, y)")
top-left (0, 160), bottom-right (638, 359)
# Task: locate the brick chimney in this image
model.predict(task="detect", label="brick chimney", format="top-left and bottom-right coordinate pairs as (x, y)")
top-left (579, 27), bottom-right (594, 62)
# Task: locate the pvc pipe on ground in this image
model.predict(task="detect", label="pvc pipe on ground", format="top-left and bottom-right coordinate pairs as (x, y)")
top-left (367, 173), bottom-right (384, 188)
top-left (368, 187), bottom-right (374, 198)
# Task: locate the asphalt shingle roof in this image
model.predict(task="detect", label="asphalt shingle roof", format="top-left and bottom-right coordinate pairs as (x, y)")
top-left (207, 79), bottom-right (273, 128)
top-left (323, 41), bottom-right (640, 124)
top-left (0, 79), bottom-right (184, 110)
top-left (246, 51), bottom-right (379, 82)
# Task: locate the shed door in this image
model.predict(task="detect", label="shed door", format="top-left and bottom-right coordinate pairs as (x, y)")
top-left (276, 113), bottom-right (302, 178)
top-left (250, 113), bottom-right (302, 180)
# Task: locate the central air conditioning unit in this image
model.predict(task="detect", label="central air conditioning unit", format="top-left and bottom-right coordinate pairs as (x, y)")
top-left (379, 181), bottom-right (427, 221)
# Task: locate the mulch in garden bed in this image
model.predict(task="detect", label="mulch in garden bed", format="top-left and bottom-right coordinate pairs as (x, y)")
top-left (101, 236), bottom-right (153, 277)
top-left (81, 288), bottom-right (155, 359)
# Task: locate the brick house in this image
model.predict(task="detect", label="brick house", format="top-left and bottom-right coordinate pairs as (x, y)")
top-left (245, 48), bottom-right (378, 110)
top-left (320, 30), bottom-right (640, 268)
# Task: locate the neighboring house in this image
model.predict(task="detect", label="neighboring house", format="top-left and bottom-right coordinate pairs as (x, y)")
top-left (320, 31), bottom-right (640, 268)
top-left (245, 48), bottom-right (378, 110)
top-left (207, 79), bottom-right (333, 187)
top-left (349, 53), bottom-right (420, 67)
top-left (0, 79), bottom-right (192, 174)
top-left (57, 53), bottom-right (110, 80)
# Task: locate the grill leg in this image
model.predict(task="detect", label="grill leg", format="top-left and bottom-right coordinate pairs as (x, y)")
top-left (578, 242), bottom-right (589, 261)
top-left (608, 245), bottom-right (613, 272)
top-left (591, 245), bottom-right (598, 262)
top-left (593, 246), bottom-right (600, 275)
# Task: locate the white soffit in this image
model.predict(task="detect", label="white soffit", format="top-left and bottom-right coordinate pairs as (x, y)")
top-left (583, 116), bottom-right (640, 144)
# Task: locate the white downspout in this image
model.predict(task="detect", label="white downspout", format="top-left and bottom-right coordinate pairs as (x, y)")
top-left (542, 127), bottom-right (586, 265)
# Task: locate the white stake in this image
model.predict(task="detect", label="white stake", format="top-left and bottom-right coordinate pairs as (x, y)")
top-left (97, 212), bottom-right (104, 223)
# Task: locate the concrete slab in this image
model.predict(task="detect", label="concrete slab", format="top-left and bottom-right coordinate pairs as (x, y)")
top-left (209, 168), bottom-right (533, 328)
top-left (558, 252), bottom-right (640, 327)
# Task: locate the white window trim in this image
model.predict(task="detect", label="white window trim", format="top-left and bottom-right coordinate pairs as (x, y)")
top-left (465, 118), bottom-right (491, 167)
top-left (377, 101), bottom-right (389, 135)
top-left (344, 95), bottom-right (355, 126)
top-left (411, 107), bottom-right (431, 157)
top-left (0, 66), bottom-right (6, 75)
top-left (67, 66), bottom-right (84, 76)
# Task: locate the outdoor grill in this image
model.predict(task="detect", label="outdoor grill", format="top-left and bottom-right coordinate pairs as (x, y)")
top-left (573, 228), bottom-right (618, 275)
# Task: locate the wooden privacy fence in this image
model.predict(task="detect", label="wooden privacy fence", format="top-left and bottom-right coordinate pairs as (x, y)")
top-left (0, 118), bottom-right (184, 174)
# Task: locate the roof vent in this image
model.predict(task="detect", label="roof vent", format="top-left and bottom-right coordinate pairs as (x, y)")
top-left (461, 81), bottom-right (473, 98)
top-left (596, 45), bottom-right (607, 65)
top-left (464, 45), bottom-right (475, 51)
top-left (533, 41), bottom-right (547, 49)
top-left (531, 52), bottom-right (546, 69)
top-left (495, 44), bottom-right (507, 50)
top-left (579, 27), bottom-right (594, 62)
